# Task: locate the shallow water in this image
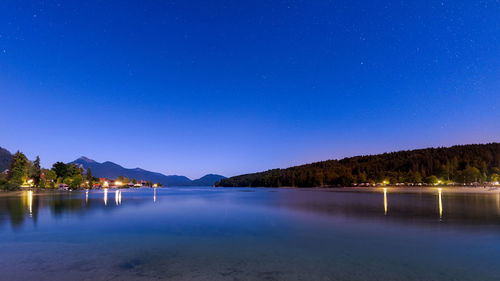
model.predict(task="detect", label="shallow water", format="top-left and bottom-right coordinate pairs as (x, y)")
top-left (1, 187), bottom-right (500, 280)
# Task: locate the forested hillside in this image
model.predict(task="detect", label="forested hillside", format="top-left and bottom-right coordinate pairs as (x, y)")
top-left (216, 143), bottom-right (500, 187)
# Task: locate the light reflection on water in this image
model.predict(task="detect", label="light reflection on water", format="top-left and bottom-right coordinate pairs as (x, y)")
top-left (115, 190), bottom-right (122, 205)
top-left (103, 188), bottom-right (108, 206)
top-left (383, 188), bottom-right (387, 215)
top-left (1, 187), bottom-right (500, 281)
top-left (439, 188), bottom-right (443, 220)
top-left (27, 190), bottom-right (33, 217)
top-left (8, 188), bottom-right (476, 220)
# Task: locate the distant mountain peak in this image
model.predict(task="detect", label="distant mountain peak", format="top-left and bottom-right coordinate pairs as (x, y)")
top-left (102, 161), bottom-right (121, 166)
top-left (77, 156), bottom-right (97, 163)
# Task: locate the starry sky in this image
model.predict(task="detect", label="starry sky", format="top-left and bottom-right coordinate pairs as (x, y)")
top-left (1, 1), bottom-right (499, 179)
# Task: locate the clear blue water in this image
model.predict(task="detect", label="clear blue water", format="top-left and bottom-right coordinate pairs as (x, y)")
top-left (1, 187), bottom-right (500, 280)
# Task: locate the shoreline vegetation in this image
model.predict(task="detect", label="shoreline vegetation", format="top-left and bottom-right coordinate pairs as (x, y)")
top-left (216, 143), bottom-right (500, 188)
top-left (2, 143), bottom-right (499, 192)
top-left (0, 151), bottom-right (162, 191)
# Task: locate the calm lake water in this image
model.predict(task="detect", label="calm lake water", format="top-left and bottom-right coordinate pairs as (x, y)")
top-left (1, 187), bottom-right (500, 281)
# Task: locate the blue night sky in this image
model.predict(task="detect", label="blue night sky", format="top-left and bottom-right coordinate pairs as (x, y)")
top-left (1, 1), bottom-right (499, 179)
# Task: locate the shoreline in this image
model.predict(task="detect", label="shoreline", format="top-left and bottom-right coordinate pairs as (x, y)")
top-left (334, 186), bottom-right (500, 194)
top-left (2, 186), bottom-right (500, 195)
top-left (217, 185), bottom-right (500, 194)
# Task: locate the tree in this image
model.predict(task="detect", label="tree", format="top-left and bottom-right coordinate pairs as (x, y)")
top-left (67, 164), bottom-right (82, 177)
top-left (70, 174), bottom-right (83, 189)
top-left (41, 168), bottom-right (57, 189)
top-left (437, 165), bottom-right (450, 181)
top-left (85, 168), bottom-right (93, 188)
top-left (52, 162), bottom-right (68, 179)
top-left (63, 178), bottom-right (72, 185)
top-left (30, 156), bottom-right (41, 187)
top-left (46, 170), bottom-right (57, 188)
top-left (462, 166), bottom-right (481, 183)
top-left (424, 175), bottom-right (439, 185)
top-left (43, 169), bottom-right (57, 181)
top-left (8, 151), bottom-right (28, 185)
top-left (490, 173), bottom-right (499, 183)
top-left (406, 171), bottom-right (422, 183)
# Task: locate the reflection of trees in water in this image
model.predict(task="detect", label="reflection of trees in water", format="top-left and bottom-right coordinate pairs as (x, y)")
top-left (279, 191), bottom-right (500, 225)
top-left (3, 190), bottom-right (500, 230)
top-left (6, 197), bottom-right (26, 228)
top-left (0, 192), bottom-right (39, 229)
top-left (50, 193), bottom-right (88, 216)
top-left (0, 191), bottom-right (152, 229)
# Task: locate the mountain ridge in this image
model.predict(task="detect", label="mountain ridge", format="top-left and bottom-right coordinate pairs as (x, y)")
top-left (71, 157), bottom-right (225, 186)
top-left (0, 147), bottom-right (12, 173)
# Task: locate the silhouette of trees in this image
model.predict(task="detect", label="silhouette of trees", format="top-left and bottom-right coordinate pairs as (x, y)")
top-left (217, 143), bottom-right (500, 187)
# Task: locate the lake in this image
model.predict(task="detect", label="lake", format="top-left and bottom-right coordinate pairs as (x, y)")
top-left (1, 187), bottom-right (500, 280)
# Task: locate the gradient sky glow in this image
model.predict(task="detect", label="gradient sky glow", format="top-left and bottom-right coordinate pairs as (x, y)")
top-left (1, 1), bottom-right (499, 178)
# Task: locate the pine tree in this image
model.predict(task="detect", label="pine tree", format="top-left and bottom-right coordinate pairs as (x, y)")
top-left (8, 151), bottom-right (28, 185)
top-left (86, 168), bottom-right (93, 188)
top-left (30, 156), bottom-right (41, 187)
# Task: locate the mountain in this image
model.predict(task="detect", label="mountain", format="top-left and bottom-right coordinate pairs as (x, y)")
top-left (0, 147), bottom-right (12, 173)
top-left (189, 174), bottom-right (226, 186)
top-left (216, 143), bottom-right (500, 187)
top-left (71, 157), bottom-right (224, 186)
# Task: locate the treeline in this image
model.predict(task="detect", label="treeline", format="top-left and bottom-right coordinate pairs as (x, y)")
top-left (0, 151), bottom-right (160, 190)
top-left (113, 176), bottom-right (157, 187)
top-left (216, 143), bottom-right (500, 187)
top-left (0, 151), bottom-right (93, 190)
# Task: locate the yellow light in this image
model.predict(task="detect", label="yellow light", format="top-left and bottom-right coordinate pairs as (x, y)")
top-left (153, 183), bottom-right (158, 187)
top-left (103, 181), bottom-right (109, 188)
top-left (115, 181), bottom-right (122, 186)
